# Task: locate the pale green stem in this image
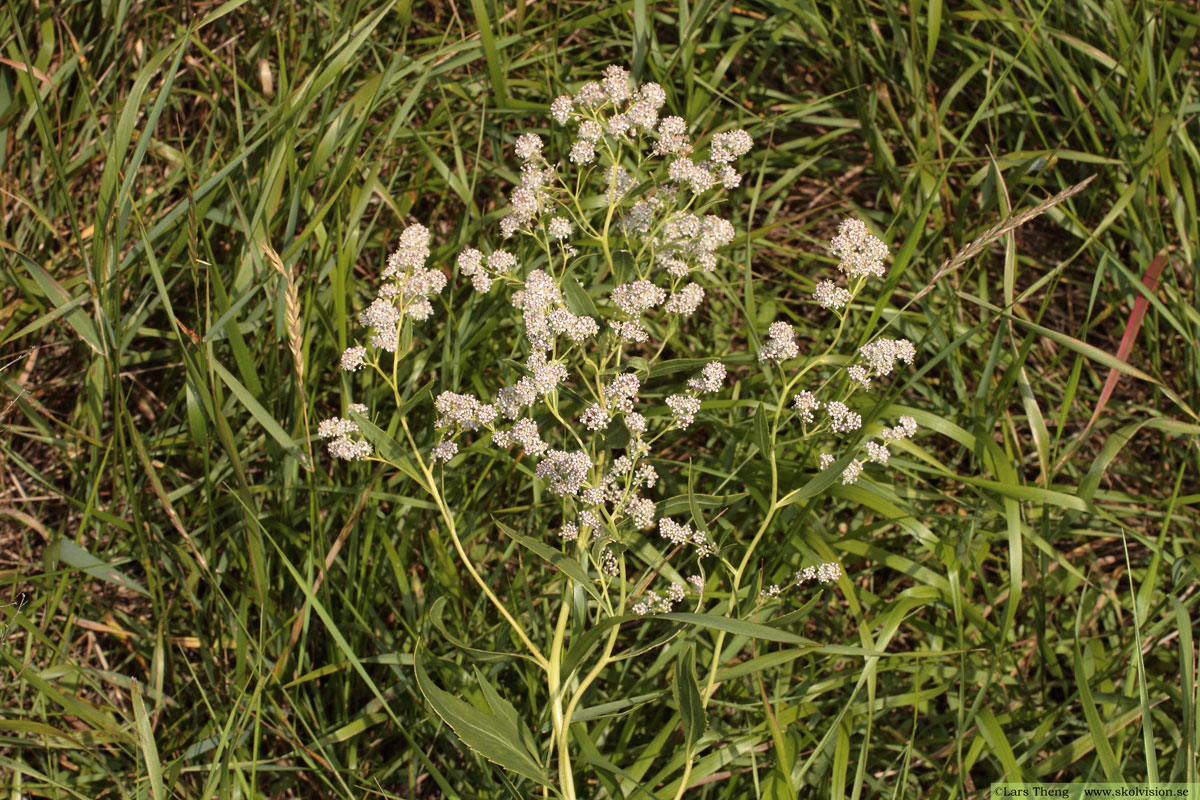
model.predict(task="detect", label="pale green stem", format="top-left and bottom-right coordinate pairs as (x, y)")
top-left (399, 415), bottom-right (550, 670)
top-left (548, 598), bottom-right (575, 800)
top-left (672, 761), bottom-right (695, 800)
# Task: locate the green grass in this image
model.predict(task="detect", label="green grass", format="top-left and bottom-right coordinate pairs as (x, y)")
top-left (2, 0), bottom-right (1199, 797)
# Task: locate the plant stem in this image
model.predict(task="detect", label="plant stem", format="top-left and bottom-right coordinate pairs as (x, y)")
top-left (399, 416), bottom-right (550, 670)
top-left (548, 598), bottom-right (576, 799)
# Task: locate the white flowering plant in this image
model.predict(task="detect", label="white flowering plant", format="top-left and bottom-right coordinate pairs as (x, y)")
top-left (318, 65), bottom-right (921, 797)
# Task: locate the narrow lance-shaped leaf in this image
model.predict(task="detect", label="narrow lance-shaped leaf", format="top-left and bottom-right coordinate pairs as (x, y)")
top-left (674, 644), bottom-right (706, 755)
top-left (415, 653), bottom-right (549, 785)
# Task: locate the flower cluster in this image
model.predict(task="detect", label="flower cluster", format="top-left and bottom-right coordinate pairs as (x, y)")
top-left (317, 406), bottom-right (372, 461)
top-left (810, 218), bottom-right (889, 315)
top-left (858, 338), bottom-right (917, 377)
top-left (343, 224), bottom-right (447, 358)
top-left (414, 66), bottom-right (752, 587)
top-left (796, 562), bottom-right (842, 585)
top-left (659, 517), bottom-right (716, 558)
top-left (759, 321), bottom-right (799, 364)
top-left (535, 450), bottom-right (593, 496)
top-left (826, 401), bottom-right (862, 435)
top-left (781, 219), bottom-right (919, 485)
top-left (760, 562), bottom-right (842, 600)
top-left (688, 362), bottom-right (726, 393)
top-left (814, 409), bottom-right (918, 485)
top-left (830, 218), bottom-right (888, 278)
top-left (793, 391), bottom-right (819, 423)
top-left (631, 582), bottom-right (685, 615)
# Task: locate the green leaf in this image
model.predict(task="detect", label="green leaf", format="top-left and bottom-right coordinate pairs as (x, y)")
top-left (47, 539), bottom-right (149, 597)
top-left (1073, 642), bottom-right (1121, 782)
top-left (131, 684), bottom-right (165, 800)
top-left (660, 612), bottom-right (817, 646)
top-left (562, 613), bottom-right (639, 679)
top-left (211, 358), bottom-right (308, 468)
top-left (976, 707), bottom-right (1023, 782)
top-left (428, 597), bottom-right (540, 664)
top-left (415, 653), bottom-right (548, 784)
top-left (753, 401), bottom-right (771, 457)
top-left (562, 276), bottom-right (600, 318)
top-left (658, 492), bottom-right (747, 517)
top-left (19, 257), bottom-right (104, 355)
top-left (674, 645), bottom-right (706, 755)
top-left (494, 519), bottom-right (602, 601)
top-left (350, 412), bottom-right (429, 489)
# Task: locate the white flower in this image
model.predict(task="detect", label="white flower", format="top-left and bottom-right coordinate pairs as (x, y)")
top-left (547, 308), bottom-right (598, 342)
top-left (435, 391), bottom-right (491, 430)
top-left (550, 95), bottom-right (573, 124)
top-left (830, 218), bottom-right (888, 279)
top-left (625, 412), bottom-right (647, 437)
top-left (612, 320), bottom-right (649, 343)
top-left (535, 450), bottom-right (593, 496)
top-left (514, 133), bottom-right (543, 161)
top-left (715, 165), bottom-right (742, 189)
top-left (638, 82), bottom-right (667, 108)
top-left (511, 269), bottom-right (561, 314)
top-left (574, 82), bottom-right (607, 107)
top-left (826, 401), bottom-right (862, 434)
top-left (817, 562), bottom-right (842, 583)
top-left (664, 282), bottom-right (705, 316)
top-left (759, 320), bottom-right (799, 363)
top-left (656, 116), bottom-right (690, 155)
top-left (569, 139), bottom-right (595, 165)
top-left (813, 280), bottom-right (852, 310)
top-left (625, 100), bottom-right (658, 131)
top-left (548, 217), bottom-right (573, 239)
top-left (625, 495), bottom-right (656, 530)
top-left (710, 129), bottom-right (753, 163)
top-left (606, 165), bottom-right (634, 201)
top-left (796, 563), bottom-right (841, 585)
top-left (612, 280), bottom-right (667, 315)
top-left (793, 391), bottom-right (818, 424)
top-left (501, 417), bottom-right (547, 455)
top-left (600, 547), bottom-right (619, 576)
top-left (841, 460), bottom-right (863, 484)
top-left (530, 355), bottom-right (568, 394)
top-left (659, 517), bottom-right (693, 546)
top-left (457, 247), bottom-right (484, 275)
top-left (602, 65), bottom-right (632, 103)
top-left (666, 395), bottom-right (701, 429)
top-left (881, 415), bottom-right (918, 441)
top-left (607, 374), bottom-right (640, 412)
top-left (859, 338), bottom-right (916, 377)
top-left (359, 297), bottom-right (400, 336)
top-left (578, 120), bottom-right (603, 142)
top-left (688, 362), bottom-right (726, 393)
top-left (317, 417), bottom-right (358, 439)
top-left (636, 463), bottom-right (657, 488)
top-left (340, 346), bottom-right (366, 371)
top-left (865, 441), bottom-right (890, 464)
top-left (327, 437), bottom-right (371, 460)
top-left (580, 404), bottom-right (611, 431)
top-left (319, 417), bottom-right (371, 460)
top-left (431, 440), bottom-right (458, 462)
